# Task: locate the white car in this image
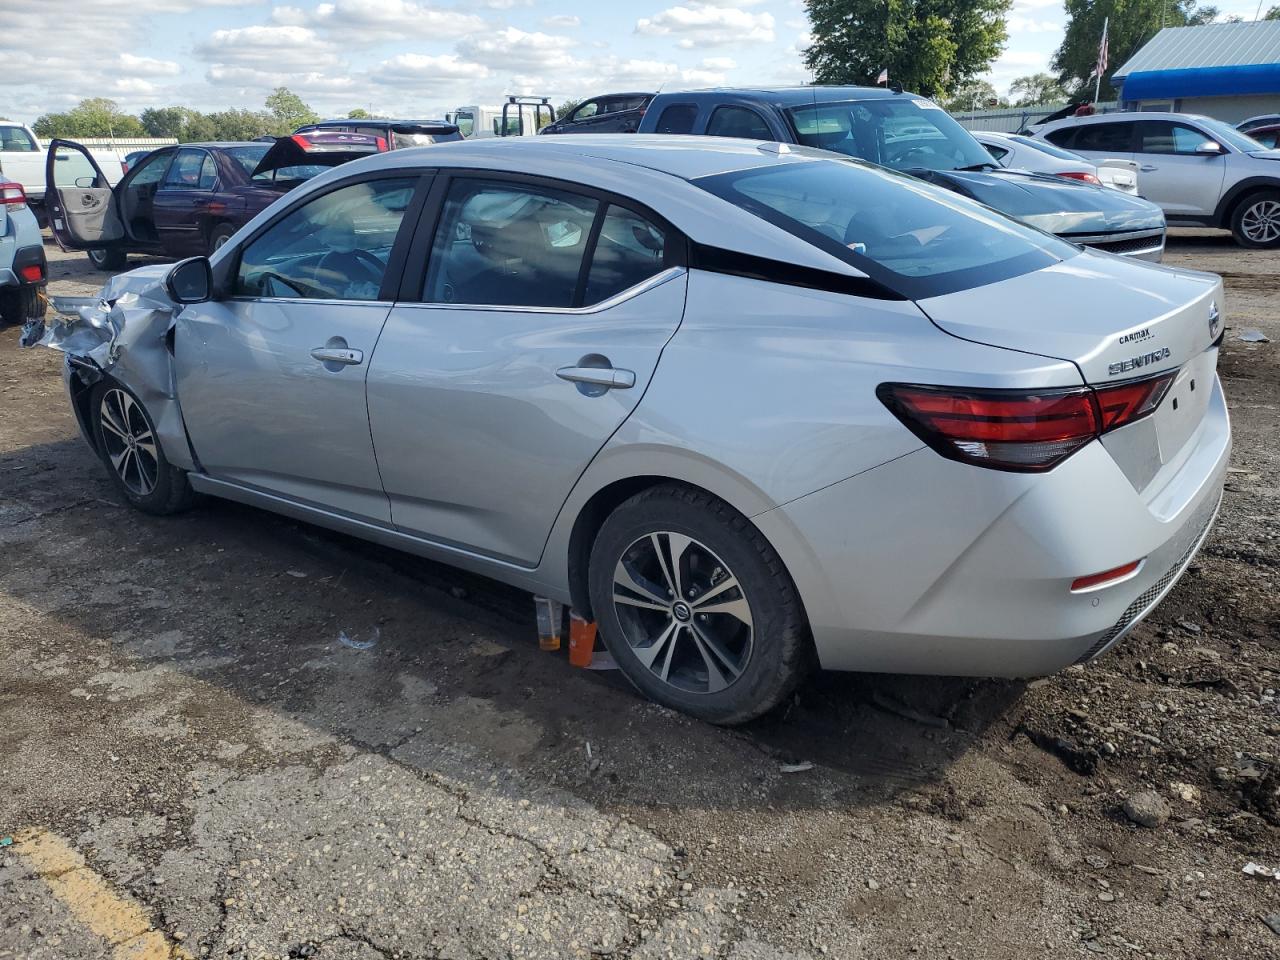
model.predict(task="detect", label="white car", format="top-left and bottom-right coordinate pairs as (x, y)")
top-left (973, 131), bottom-right (1139, 195)
top-left (0, 122), bottom-right (124, 207)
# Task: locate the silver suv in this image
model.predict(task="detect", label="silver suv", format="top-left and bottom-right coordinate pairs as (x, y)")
top-left (1035, 112), bottom-right (1280, 247)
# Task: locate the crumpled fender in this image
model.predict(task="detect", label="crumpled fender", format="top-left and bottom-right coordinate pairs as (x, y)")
top-left (21, 266), bottom-right (197, 472)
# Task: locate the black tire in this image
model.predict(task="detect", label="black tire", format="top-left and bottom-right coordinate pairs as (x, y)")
top-left (88, 246), bottom-right (127, 271)
top-left (89, 379), bottom-right (196, 516)
top-left (1229, 190), bottom-right (1280, 249)
top-left (0, 283), bottom-right (46, 326)
top-left (588, 483), bottom-right (813, 725)
top-left (208, 223), bottom-right (237, 256)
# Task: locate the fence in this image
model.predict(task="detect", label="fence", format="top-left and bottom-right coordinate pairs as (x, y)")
top-left (953, 101), bottom-right (1120, 133)
top-left (67, 137), bottom-right (178, 153)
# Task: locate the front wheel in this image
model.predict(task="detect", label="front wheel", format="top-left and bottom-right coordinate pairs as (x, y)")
top-left (88, 246), bottom-right (127, 271)
top-left (1231, 190), bottom-right (1280, 248)
top-left (588, 484), bottom-right (812, 725)
top-left (90, 380), bottom-right (196, 515)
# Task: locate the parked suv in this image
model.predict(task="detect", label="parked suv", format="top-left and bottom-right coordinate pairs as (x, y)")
top-left (1035, 112), bottom-right (1280, 248)
top-left (540, 93), bottom-right (653, 135)
top-left (634, 87), bottom-right (1168, 261)
top-left (0, 180), bottom-right (47, 325)
top-left (293, 119), bottom-right (462, 149)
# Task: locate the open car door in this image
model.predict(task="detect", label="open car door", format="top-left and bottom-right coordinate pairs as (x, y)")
top-left (45, 139), bottom-right (124, 251)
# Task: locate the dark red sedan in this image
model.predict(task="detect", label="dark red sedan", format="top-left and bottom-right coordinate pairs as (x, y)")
top-left (46, 133), bottom-right (385, 270)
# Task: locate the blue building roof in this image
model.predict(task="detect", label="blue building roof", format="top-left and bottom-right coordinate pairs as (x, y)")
top-left (1114, 21), bottom-right (1280, 100)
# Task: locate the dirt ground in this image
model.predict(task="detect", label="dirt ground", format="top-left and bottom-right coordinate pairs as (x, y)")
top-left (1, 234), bottom-right (1276, 960)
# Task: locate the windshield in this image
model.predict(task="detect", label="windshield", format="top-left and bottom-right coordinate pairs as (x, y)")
top-left (393, 130), bottom-right (463, 147)
top-left (695, 158), bottom-right (1075, 298)
top-left (226, 145), bottom-right (271, 176)
top-left (1197, 117), bottom-right (1267, 153)
top-left (1008, 134), bottom-right (1086, 162)
top-left (787, 98), bottom-right (995, 173)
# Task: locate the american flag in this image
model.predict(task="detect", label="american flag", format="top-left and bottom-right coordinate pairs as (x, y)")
top-left (876, 68), bottom-right (889, 85)
top-left (1095, 22), bottom-right (1109, 79)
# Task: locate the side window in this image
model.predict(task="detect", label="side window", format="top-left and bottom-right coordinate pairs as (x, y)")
top-left (235, 177), bottom-right (417, 300)
top-left (455, 112), bottom-right (475, 137)
top-left (127, 151), bottom-right (173, 188)
top-left (982, 143), bottom-right (1011, 162)
top-left (1043, 128), bottom-right (1076, 148)
top-left (705, 106), bottom-right (772, 140)
top-left (654, 103), bottom-right (698, 135)
top-left (163, 150), bottom-right (214, 190)
top-left (424, 179), bottom-right (598, 308)
top-left (572, 100), bottom-right (601, 122)
top-left (1138, 121), bottom-right (1212, 155)
top-left (0, 126), bottom-right (37, 152)
top-left (1073, 123), bottom-right (1134, 153)
top-left (584, 206), bottom-right (668, 304)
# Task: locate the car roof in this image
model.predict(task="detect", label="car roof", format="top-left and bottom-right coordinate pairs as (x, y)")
top-left (1040, 112), bottom-right (1214, 130)
top-left (166, 142), bottom-right (267, 150)
top-left (310, 118), bottom-right (454, 127)
top-left (652, 86), bottom-right (913, 106)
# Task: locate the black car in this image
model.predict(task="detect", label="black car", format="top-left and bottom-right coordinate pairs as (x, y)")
top-left (540, 93), bottom-right (653, 135)
top-left (294, 118), bottom-right (462, 150)
top-left (634, 87), bottom-right (1168, 260)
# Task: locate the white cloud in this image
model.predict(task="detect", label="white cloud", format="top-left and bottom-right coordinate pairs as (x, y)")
top-left (371, 53), bottom-right (491, 86)
top-left (457, 27), bottom-right (579, 73)
top-left (195, 25), bottom-right (338, 71)
top-left (542, 14), bottom-right (582, 28)
top-left (635, 5), bottom-right (775, 48)
top-left (699, 56), bottom-right (736, 70)
top-left (118, 53), bottom-right (182, 77)
top-left (298, 0), bottom-right (486, 44)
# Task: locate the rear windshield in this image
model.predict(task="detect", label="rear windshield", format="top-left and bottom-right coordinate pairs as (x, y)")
top-left (226, 145), bottom-right (270, 176)
top-left (1008, 134), bottom-right (1085, 162)
top-left (787, 98), bottom-right (994, 173)
top-left (694, 159), bottom-right (1075, 298)
top-left (393, 129), bottom-right (463, 147)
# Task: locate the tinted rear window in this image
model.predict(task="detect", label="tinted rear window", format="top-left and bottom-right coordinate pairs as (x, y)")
top-left (654, 104), bottom-right (697, 135)
top-left (694, 159), bottom-right (1075, 298)
top-left (226, 145), bottom-right (271, 175)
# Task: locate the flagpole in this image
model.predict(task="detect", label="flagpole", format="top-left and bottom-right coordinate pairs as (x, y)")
top-left (1094, 16), bottom-right (1108, 102)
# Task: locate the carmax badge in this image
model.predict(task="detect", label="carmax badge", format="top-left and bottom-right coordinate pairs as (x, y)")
top-left (1109, 347), bottom-right (1171, 376)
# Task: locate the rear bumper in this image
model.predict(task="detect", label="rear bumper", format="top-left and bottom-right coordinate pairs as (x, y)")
top-left (754, 374), bottom-right (1230, 677)
top-left (0, 243), bottom-right (47, 289)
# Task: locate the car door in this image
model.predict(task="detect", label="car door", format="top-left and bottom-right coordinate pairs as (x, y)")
top-left (44, 139), bottom-right (125, 251)
top-left (1133, 120), bottom-right (1228, 218)
top-left (152, 148), bottom-right (218, 257)
top-left (175, 172), bottom-right (429, 522)
top-left (367, 174), bottom-right (687, 565)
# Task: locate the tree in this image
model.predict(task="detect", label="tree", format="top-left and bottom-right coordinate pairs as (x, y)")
top-left (1052, 0), bottom-right (1218, 100)
top-left (140, 107), bottom-right (193, 139)
top-left (942, 80), bottom-right (1007, 113)
top-left (1266, 4), bottom-right (1279, 18)
top-left (803, 0), bottom-right (1012, 100)
top-left (264, 87), bottom-right (318, 133)
top-left (33, 98), bottom-right (146, 138)
top-left (347, 108), bottom-right (371, 119)
top-left (555, 99), bottom-right (582, 120)
top-left (205, 109), bottom-right (276, 141)
top-left (1009, 72), bottom-right (1067, 106)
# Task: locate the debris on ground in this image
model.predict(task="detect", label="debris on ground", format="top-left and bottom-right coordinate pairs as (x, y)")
top-left (1018, 724), bottom-right (1100, 775)
top-left (1243, 862), bottom-right (1280, 881)
top-left (337, 626), bottom-right (381, 650)
top-left (1262, 914), bottom-right (1280, 937)
top-left (1123, 791), bottom-right (1173, 828)
top-left (779, 762), bottom-right (815, 774)
top-left (1237, 328), bottom-right (1270, 342)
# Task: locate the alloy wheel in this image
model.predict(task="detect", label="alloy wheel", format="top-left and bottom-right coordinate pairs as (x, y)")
top-left (99, 389), bottom-right (159, 496)
top-left (1241, 199), bottom-right (1280, 244)
top-left (611, 532), bottom-right (754, 694)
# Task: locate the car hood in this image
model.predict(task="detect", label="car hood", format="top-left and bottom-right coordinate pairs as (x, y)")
top-left (908, 166), bottom-right (1165, 236)
top-left (916, 251), bottom-right (1222, 385)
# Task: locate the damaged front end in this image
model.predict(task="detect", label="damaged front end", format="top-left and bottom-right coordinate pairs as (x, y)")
top-left (21, 266), bottom-right (196, 471)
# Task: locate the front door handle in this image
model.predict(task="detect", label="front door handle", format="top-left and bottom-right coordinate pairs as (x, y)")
top-left (556, 365), bottom-right (636, 389)
top-left (1140, 164), bottom-right (1158, 172)
top-left (311, 346), bottom-right (363, 366)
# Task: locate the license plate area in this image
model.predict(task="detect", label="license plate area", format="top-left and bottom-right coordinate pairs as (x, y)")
top-left (1152, 348), bottom-right (1215, 464)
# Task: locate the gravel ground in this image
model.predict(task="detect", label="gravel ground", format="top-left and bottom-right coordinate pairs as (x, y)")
top-left (0, 232), bottom-right (1276, 960)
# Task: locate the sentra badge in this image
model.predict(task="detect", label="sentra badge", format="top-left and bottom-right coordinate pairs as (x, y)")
top-left (1109, 347), bottom-right (1171, 376)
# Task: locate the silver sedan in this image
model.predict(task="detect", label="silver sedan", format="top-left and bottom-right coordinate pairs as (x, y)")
top-left (35, 136), bottom-right (1230, 724)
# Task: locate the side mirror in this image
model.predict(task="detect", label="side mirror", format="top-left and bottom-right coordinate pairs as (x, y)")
top-left (1195, 140), bottom-right (1224, 155)
top-left (165, 256), bottom-right (213, 304)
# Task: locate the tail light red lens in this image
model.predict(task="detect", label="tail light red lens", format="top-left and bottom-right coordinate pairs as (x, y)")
top-left (1056, 171), bottom-right (1103, 186)
top-left (1071, 559), bottom-right (1143, 592)
top-left (19, 264), bottom-right (43, 282)
top-left (0, 182), bottom-right (27, 210)
top-left (878, 369), bottom-right (1177, 473)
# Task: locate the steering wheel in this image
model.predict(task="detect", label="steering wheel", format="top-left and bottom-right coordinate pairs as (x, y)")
top-left (888, 144), bottom-right (936, 165)
top-left (259, 271), bottom-right (308, 299)
top-left (313, 248), bottom-right (384, 296)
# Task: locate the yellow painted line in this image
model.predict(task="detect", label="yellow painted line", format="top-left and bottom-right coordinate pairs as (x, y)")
top-left (12, 828), bottom-right (194, 960)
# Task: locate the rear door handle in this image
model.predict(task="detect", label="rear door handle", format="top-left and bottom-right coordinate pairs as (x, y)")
top-left (556, 365), bottom-right (636, 389)
top-left (311, 346), bottom-right (363, 366)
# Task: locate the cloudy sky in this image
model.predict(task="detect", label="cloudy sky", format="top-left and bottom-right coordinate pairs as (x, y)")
top-left (2, 0), bottom-right (1270, 124)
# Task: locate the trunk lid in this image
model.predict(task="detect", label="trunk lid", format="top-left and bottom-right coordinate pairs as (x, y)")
top-left (917, 250), bottom-right (1224, 489)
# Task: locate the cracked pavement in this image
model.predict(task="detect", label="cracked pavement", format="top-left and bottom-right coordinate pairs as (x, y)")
top-left (2, 238), bottom-right (1278, 959)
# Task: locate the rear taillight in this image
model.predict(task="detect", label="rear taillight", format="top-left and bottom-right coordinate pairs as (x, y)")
top-left (1056, 171), bottom-right (1103, 186)
top-left (878, 369), bottom-right (1177, 473)
top-left (19, 263), bottom-right (43, 282)
top-left (0, 182), bottom-right (27, 210)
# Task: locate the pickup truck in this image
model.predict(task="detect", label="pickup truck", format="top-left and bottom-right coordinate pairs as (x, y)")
top-left (0, 123), bottom-right (124, 206)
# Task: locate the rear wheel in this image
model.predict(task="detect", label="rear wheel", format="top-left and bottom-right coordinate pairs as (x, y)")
top-left (0, 283), bottom-right (45, 326)
top-left (208, 223), bottom-right (236, 256)
top-left (1230, 190), bottom-right (1280, 248)
top-left (88, 246), bottom-right (127, 271)
top-left (90, 380), bottom-right (196, 515)
top-left (588, 484), bottom-right (812, 725)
